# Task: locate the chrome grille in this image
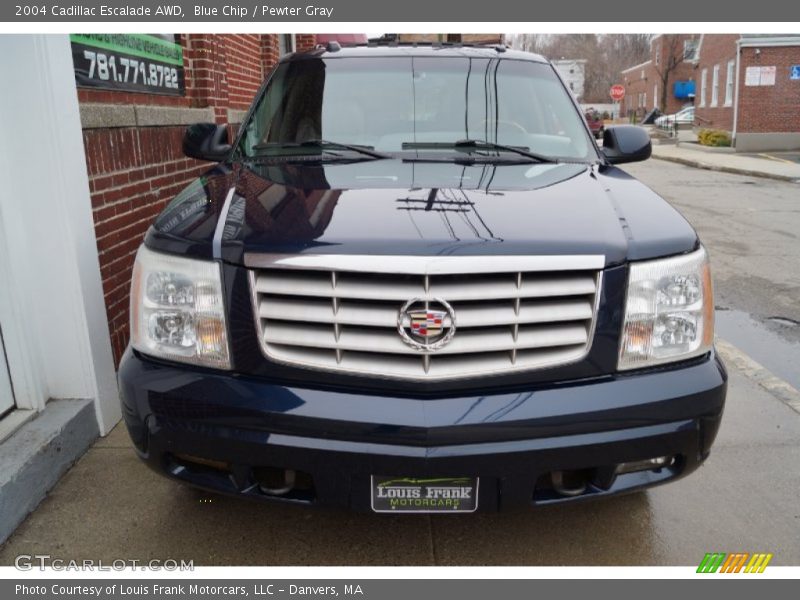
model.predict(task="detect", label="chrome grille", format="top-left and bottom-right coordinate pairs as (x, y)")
top-left (247, 254), bottom-right (603, 380)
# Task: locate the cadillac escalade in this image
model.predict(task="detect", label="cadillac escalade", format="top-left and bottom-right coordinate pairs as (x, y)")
top-left (118, 43), bottom-right (727, 513)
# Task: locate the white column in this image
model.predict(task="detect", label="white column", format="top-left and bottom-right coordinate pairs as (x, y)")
top-left (0, 34), bottom-right (119, 434)
top-left (0, 336), bottom-right (14, 415)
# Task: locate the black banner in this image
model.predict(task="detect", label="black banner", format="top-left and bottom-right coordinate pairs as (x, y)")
top-left (70, 34), bottom-right (185, 96)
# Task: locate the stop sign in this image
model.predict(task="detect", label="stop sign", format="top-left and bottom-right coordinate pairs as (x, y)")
top-left (610, 84), bottom-right (626, 101)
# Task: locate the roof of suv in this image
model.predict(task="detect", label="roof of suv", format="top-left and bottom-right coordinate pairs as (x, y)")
top-left (282, 44), bottom-right (549, 64)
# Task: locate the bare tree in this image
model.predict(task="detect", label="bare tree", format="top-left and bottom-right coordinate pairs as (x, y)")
top-left (507, 34), bottom-right (652, 103)
top-left (654, 35), bottom-right (684, 112)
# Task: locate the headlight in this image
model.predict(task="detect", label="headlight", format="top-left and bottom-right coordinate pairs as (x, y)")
top-left (130, 245), bottom-right (230, 369)
top-left (618, 246), bottom-right (714, 370)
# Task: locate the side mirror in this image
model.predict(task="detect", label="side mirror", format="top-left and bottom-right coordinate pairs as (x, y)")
top-left (182, 122), bottom-right (232, 162)
top-left (602, 125), bottom-right (652, 164)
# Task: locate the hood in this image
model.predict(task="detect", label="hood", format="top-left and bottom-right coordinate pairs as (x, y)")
top-left (145, 159), bottom-right (698, 266)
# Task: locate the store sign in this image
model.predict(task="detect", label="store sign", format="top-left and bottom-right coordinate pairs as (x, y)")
top-left (70, 34), bottom-right (185, 96)
top-left (744, 65), bottom-right (776, 87)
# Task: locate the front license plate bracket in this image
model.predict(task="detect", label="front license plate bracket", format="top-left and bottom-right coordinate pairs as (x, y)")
top-left (370, 476), bottom-right (479, 513)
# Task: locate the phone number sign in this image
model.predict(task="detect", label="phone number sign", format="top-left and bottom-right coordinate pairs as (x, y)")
top-left (70, 34), bottom-right (185, 96)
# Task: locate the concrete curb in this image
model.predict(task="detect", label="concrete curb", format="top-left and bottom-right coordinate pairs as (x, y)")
top-left (0, 399), bottom-right (99, 544)
top-left (651, 153), bottom-right (800, 183)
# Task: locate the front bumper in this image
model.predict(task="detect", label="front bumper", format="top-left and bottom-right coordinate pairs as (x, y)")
top-left (118, 348), bottom-right (726, 512)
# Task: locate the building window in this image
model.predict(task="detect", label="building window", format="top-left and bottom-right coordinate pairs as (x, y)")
top-left (724, 59), bottom-right (735, 106)
top-left (711, 64), bottom-right (720, 107)
top-left (699, 68), bottom-right (707, 107)
top-left (684, 39), bottom-right (699, 62)
top-left (278, 34), bottom-right (294, 56)
top-left (654, 84), bottom-right (658, 109)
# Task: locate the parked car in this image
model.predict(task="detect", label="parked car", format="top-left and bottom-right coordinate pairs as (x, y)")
top-left (584, 108), bottom-right (605, 139)
top-left (119, 44), bottom-right (726, 513)
top-left (656, 106), bottom-right (695, 128)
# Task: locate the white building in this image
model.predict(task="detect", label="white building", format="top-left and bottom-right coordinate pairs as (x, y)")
top-left (0, 35), bottom-right (118, 543)
top-left (552, 59), bottom-right (587, 101)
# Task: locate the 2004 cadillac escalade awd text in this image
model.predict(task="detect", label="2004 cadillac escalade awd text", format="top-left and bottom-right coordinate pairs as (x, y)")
top-left (118, 43), bottom-right (727, 513)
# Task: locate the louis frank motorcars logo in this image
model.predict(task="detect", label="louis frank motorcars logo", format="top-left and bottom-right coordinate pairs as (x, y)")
top-left (373, 477), bottom-right (477, 511)
top-left (397, 298), bottom-right (456, 351)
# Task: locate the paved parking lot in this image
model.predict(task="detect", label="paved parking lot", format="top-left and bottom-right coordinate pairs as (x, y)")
top-left (1, 160), bottom-right (799, 566)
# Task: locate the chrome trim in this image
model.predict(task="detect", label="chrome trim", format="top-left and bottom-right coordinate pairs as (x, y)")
top-left (587, 269), bottom-right (604, 361)
top-left (244, 253), bottom-right (605, 274)
top-left (212, 187), bottom-right (236, 259)
top-left (248, 257), bottom-right (604, 381)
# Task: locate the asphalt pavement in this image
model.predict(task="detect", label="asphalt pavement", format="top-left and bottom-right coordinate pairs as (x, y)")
top-left (1, 159), bottom-right (799, 566)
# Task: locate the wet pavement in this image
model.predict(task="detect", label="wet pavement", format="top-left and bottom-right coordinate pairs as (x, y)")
top-left (1, 159), bottom-right (799, 566)
top-left (716, 309), bottom-right (800, 391)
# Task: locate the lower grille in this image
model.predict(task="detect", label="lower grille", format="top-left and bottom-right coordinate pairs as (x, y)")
top-left (247, 254), bottom-right (603, 380)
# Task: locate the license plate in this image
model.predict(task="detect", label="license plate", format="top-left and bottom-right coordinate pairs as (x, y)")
top-left (370, 476), bottom-right (479, 513)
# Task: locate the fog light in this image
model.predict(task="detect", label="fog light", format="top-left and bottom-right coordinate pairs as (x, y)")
top-left (617, 456), bottom-right (673, 474)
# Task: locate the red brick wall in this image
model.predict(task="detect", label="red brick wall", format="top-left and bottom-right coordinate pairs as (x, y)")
top-left (737, 45), bottom-right (800, 134)
top-left (82, 34), bottom-right (316, 364)
top-left (295, 34), bottom-right (318, 51)
top-left (621, 64), bottom-right (652, 116)
top-left (86, 128), bottom-right (209, 360)
top-left (694, 34), bottom-right (740, 132)
top-left (621, 34), bottom-right (698, 118)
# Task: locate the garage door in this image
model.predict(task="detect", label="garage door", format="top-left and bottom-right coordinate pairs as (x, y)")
top-left (0, 327), bottom-right (14, 416)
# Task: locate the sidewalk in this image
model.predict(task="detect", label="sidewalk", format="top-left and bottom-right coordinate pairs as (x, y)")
top-left (651, 143), bottom-right (800, 183)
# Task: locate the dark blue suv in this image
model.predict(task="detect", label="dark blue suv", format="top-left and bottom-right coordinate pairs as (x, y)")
top-left (118, 43), bottom-right (726, 513)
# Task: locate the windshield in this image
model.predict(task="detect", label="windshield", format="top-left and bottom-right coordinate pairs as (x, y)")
top-left (239, 56), bottom-right (596, 162)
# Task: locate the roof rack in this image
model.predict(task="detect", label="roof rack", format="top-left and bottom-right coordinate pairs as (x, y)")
top-left (329, 40), bottom-right (510, 52)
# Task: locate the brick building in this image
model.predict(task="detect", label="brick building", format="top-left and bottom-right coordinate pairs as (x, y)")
top-left (734, 36), bottom-right (800, 151)
top-left (78, 34), bottom-right (318, 365)
top-left (621, 34), bottom-right (800, 151)
top-left (621, 34), bottom-right (699, 118)
top-left (693, 34), bottom-right (740, 132)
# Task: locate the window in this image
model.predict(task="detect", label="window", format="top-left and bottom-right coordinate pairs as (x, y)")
top-left (278, 34), bottom-right (294, 56)
top-left (725, 59), bottom-right (735, 106)
top-left (242, 57), bottom-right (593, 160)
top-left (654, 84), bottom-right (658, 109)
top-left (684, 39), bottom-right (699, 62)
top-left (699, 68), bottom-right (707, 107)
top-left (711, 64), bottom-right (720, 107)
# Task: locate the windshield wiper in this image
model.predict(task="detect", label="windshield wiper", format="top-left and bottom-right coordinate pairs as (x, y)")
top-left (402, 139), bottom-right (558, 163)
top-left (253, 139), bottom-right (390, 160)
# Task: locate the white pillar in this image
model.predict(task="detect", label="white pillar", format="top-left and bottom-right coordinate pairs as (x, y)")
top-left (0, 35), bottom-right (119, 434)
